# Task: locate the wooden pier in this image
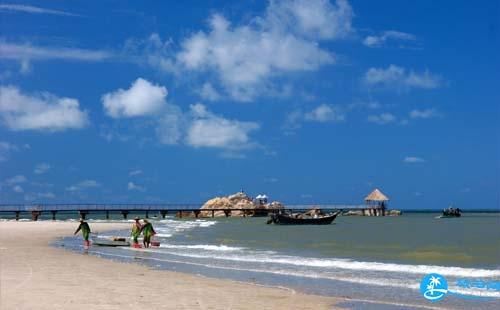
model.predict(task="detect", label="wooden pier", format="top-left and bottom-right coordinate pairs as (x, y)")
top-left (0, 203), bottom-right (366, 220)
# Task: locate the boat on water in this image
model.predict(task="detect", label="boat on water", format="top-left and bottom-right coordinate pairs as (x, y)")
top-left (437, 206), bottom-right (462, 218)
top-left (267, 209), bottom-right (341, 225)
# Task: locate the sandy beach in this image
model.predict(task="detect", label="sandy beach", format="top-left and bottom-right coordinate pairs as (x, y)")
top-left (0, 221), bottom-right (341, 310)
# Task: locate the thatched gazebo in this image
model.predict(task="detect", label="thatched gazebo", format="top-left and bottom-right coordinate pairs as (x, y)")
top-left (364, 189), bottom-right (389, 216)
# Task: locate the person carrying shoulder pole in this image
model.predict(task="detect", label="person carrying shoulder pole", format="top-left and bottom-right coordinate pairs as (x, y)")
top-left (131, 217), bottom-right (142, 247)
top-left (74, 219), bottom-right (91, 248)
top-left (140, 219), bottom-right (156, 248)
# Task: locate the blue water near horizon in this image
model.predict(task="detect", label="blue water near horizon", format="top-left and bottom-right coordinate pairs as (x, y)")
top-left (51, 213), bottom-right (500, 309)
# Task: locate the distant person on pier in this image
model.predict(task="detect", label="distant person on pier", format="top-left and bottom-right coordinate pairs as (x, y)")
top-left (131, 217), bottom-right (143, 248)
top-left (74, 219), bottom-right (91, 249)
top-left (140, 219), bottom-right (156, 248)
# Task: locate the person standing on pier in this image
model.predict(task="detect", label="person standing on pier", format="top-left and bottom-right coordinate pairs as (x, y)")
top-left (131, 217), bottom-right (143, 248)
top-left (140, 219), bottom-right (156, 248)
top-left (74, 219), bottom-right (91, 249)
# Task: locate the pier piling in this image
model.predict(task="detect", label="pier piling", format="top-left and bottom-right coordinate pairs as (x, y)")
top-left (121, 211), bottom-right (129, 219)
top-left (50, 210), bottom-right (57, 220)
top-left (105, 211), bottom-right (110, 220)
top-left (31, 211), bottom-right (41, 221)
top-left (160, 211), bottom-right (167, 218)
top-left (15, 211), bottom-right (20, 221)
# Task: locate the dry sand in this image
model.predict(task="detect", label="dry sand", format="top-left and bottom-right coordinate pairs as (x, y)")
top-left (0, 221), bottom-right (343, 310)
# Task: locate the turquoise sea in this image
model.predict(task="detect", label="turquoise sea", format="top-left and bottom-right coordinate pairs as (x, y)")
top-left (9, 211), bottom-right (499, 309)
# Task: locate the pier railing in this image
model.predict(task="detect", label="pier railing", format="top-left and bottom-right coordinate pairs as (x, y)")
top-left (0, 203), bottom-right (366, 220)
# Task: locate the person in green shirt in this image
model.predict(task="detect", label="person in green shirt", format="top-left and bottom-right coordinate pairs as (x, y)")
top-left (131, 217), bottom-right (142, 246)
top-left (140, 219), bottom-right (156, 248)
top-left (74, 219), bottom-right (91, 248)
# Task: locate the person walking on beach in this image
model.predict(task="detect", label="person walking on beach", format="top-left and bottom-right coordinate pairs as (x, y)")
top-left (140, 219), bottom-right (156, 248)
top-left (74, 219), bottom-right (91, 248)
top-left (131, 217), bottom-right (142, 247)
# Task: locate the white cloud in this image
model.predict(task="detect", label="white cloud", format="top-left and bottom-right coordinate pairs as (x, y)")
top-left (0, 41), bottom-right (111, 61)
top-left (176, 14), bottom-right (335, 101)
top-left (128, 181), bottom-right (145, 191)
top-left (5, 175), bottom-right (27, 185)
top-left (409, 109), bottom-right (440, 119)
top-left (284, 104), bottom-right (345, 132)
top-left (102, 78), bottom-right (168, 118)
top-left (24, 192), bottom-right (55, 201)
top-left (367, 113), bottom-right (396, 125)
top-left (66, 180), bottom-right (100, 192)
top-left (363, 65), bottom-right (441, 90)
top-left (13, 185), bottom-right (24, 193)
top-left (199, 83), bottom-right (222, 102)
top-left (139, 1), bottom-right (352, 102)
top-left (0, 85), bottom-right (89, 131)
top-left (155, 103), bottom-right (185, 145)
top-left (0, 4), bottom-right (80, 16)
top-left (305, 104), bottom-right (345, 122)
top-left (0, 141), bottom-right (18, 161)
top-left (129, 169), bottom-right (143, 176)
top-left (403, 156), bottom-right (426, 163)
top-left (186, 104), bottom-right (259, 149)
top-left (265, 0), bottom-right (354, 40)
top-left (20, 59), bottom-right (31, 74)
top-left (34, 163), bottom-right (51, 174)
top-left (363, 30), bottom-right (416, 48)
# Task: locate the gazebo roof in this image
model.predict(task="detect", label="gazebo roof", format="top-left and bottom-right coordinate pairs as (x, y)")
top-left (364, 189), bottom-right (389, 202)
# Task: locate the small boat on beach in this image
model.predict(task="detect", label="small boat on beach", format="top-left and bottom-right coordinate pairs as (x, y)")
top-left (93, 237), bottom-right (130, 247)
top-left (267, 209), bottom-right (341, 225)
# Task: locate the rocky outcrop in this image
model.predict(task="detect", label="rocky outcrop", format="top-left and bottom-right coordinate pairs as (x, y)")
top-left (178, 191), bottom-right (285, 218)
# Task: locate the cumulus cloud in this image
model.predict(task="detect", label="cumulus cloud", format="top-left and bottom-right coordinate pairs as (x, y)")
top-left (409, 108), bottom-right (440, 119)
top-left (363, 65), bottom-right (441, 90)
top-left (283, 104), bottom-right (345, 133)
top-left (34, 163), bottom-right (51, 174)
top-left (265, 0), bottom-right (354, 40)
top-left (186, 104), bottom-right (259, 149)
top-left (0, 85), bottom-right (89, 131)
top-left (0, 4), bottom-right (80, 16)
top-left (128, 181), bottom-right (145, 191)
top-left (66, 180), bottom-right (100, 192)
top-left (367, 113), bottom-right (397, 125)
top-left (101, 79), bottom-right (261, 151)
top-left (102, 78), bottom-right (168, 118)
top-left (305, 104), bottom-right (345, 122)
top-left (134, 0), bottom-right (352, 101)
top-left (403, 156), bottom-right (426, 163)
top-left (363, 30), bottom-right (416, 48)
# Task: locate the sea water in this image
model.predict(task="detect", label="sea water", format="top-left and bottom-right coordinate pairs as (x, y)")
top-left (52, 213), bottom-right (499, 309)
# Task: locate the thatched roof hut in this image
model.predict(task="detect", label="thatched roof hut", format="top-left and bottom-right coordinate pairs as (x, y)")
top-left (365, 189), bottom-right (389, 202)
top-left (364, 189), bottom-right (389, 209)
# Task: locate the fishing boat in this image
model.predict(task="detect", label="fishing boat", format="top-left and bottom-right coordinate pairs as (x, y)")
top-left (437, 206), bottom-right (462, 218)
top-left (267, 209), bottom-right (341, 225)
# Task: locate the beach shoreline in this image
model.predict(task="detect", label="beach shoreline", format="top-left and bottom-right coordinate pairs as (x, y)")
top-left (0, 221), bottom-right (343, 310)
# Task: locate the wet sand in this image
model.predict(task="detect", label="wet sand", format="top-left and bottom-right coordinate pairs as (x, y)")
top-left (0, 221), bottom-right (342, 310)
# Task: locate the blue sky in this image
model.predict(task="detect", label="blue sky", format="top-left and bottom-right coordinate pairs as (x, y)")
top-left (0, 0), bottom-right (498, 209)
